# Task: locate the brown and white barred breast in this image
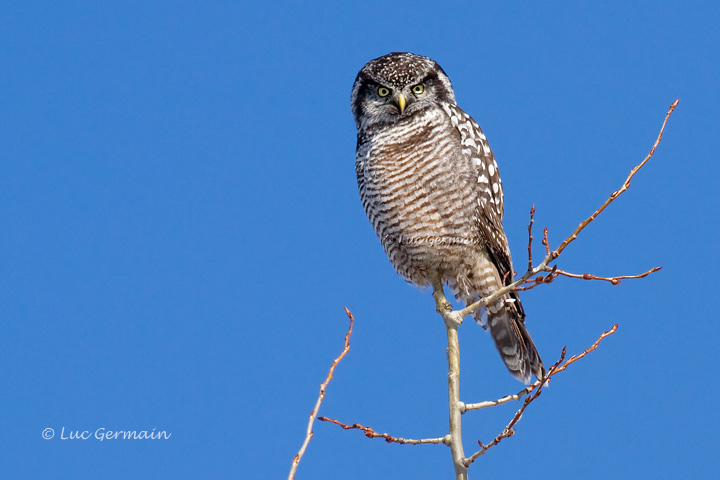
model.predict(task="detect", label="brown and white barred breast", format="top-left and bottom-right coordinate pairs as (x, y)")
top-left (357, 105), bottom-right (480, 288)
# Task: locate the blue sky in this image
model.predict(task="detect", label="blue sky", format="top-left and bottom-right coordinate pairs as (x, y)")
top-left (1, 1), bottom-right (718, 478)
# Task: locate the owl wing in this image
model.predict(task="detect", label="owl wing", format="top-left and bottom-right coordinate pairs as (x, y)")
top-left (443, 104), bottom-right (525, 318)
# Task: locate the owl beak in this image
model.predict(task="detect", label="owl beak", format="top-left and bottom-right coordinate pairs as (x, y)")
top-left (396, 94), bottom-right (407, 114)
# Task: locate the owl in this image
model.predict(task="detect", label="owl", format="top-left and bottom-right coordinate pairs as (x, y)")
top-left (351, 52), bottom-right (544, 383)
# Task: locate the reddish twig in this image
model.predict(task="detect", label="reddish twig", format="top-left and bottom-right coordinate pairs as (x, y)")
top-left (549, 323), bottom-right (618, 376)
top-left (527, 205), bottom-right (536, 271)
top-left (512, 101), bottom-right (675, 297)
top-left (464, 324), bottom-right (618, 465)
top-left (288, 308), bottom-right (355, 480)
top-left (465, 352), bottom-right (566, 465)
top-left (517, 265), bottom-right (662, 291)
top-left (551, 100), bottom-right (679, 259)
top-left (515, 265), bottom-right (558, 292)
top-left (318, 417), bottom-right (448, 445)
top-left (552, 266), bottom-right (662, 285)
top-left (315, 322), bottom-right (618, 465)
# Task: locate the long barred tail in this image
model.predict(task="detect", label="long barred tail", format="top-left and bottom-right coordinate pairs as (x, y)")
top-left (485, 296), bottom-right (544, 383)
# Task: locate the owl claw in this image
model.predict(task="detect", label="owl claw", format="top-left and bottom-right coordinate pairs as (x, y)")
top-left (433, 297), bottom-right (453, 315)
top-left (430, 282), bottom-right (461, 325)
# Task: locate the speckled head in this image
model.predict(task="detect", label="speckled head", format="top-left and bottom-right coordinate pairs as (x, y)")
top-left (351, 52), bottom-right (456, 130)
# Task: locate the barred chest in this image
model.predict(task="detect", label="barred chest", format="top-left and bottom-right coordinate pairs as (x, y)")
top-left (356, 108), bottom-right (482, 283)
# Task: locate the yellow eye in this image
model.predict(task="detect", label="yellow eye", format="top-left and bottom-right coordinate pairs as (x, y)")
top-left (412, 84), bottom-right (424, 95)
top-left (377, 87), bottom-right (390, 97)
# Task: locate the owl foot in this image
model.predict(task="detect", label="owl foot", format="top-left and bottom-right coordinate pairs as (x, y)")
top-left (432, 281), bottom-right (463, 327)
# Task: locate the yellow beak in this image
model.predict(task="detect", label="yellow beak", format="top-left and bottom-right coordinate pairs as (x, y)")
top-left (397, 95), bottom-right (406, 114)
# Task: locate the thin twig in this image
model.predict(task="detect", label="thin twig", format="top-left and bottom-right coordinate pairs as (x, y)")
top-left (515, 266), bottom-right (558, 292)
top-left (549, 323), bottom-right (618, 376)
top-left (462, 385), bottom-right (535, 412)
top-left (318, 417), bottom-right (448, 445)
top-left (551, 99), bottom-right (679, 259)
top-left (527, 205), bottom-right (535, 271)
top-left (464, 354), bottom-right (565, 466)
top-left (515, 264), bottom-right (661, 291)
top-left (464, 324), bottom-right (618, 465)
top-left (464, 323), bottom-right (617, 412)
top-left (551, 266), bottom-right (662, 285)
top-left (288, 308), bottom-right (354, 480)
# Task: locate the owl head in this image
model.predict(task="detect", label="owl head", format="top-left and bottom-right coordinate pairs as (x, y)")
top-left (351, 52), bottom-right (456, 130)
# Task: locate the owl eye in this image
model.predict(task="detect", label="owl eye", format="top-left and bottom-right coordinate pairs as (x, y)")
top-left (412, 84), bottom-right (425, 95)
top-left (377, 87), bottom-right (391, 97)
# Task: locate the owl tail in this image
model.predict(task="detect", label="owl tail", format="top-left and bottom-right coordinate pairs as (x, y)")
top-left (453, 261), bottom-right (545, 384)
top-left (483, 297), bottom-right (545, 384)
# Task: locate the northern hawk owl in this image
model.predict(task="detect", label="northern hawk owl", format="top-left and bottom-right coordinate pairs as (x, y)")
top-left (352, 52), bottom-right (544, 383)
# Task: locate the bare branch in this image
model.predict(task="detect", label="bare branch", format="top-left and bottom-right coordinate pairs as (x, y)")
top-left (427, 280), bottom-right (470, 478)
top-left (552, 266), bottom-right (662, 285)
top-left (552, 99), bottom-right (679, 258)
top-left (527, 205), bottom-right (535, 271)
top-left (515, 265), bottom-right (558, 292)
top-left (465, 323), bottom-right (618, 412)
top-left (464, 356), bottom-right (562, 466)
top-left (318, 417), bottom-right (449, 445)
top-left (312, 319), bottom-right (618, 464)
top-left (515, 264), bottom-right (662, 291)
top-left (444, 322), bottom-right (468, 479)
top-left (462, 384), bottom-right (536, 412)
top-left (464, 324), bottom-right (618, 465)
top-left (550, 323), bottom-right (618, 376)
top-left (288, 308), bottom-right (354, 480)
